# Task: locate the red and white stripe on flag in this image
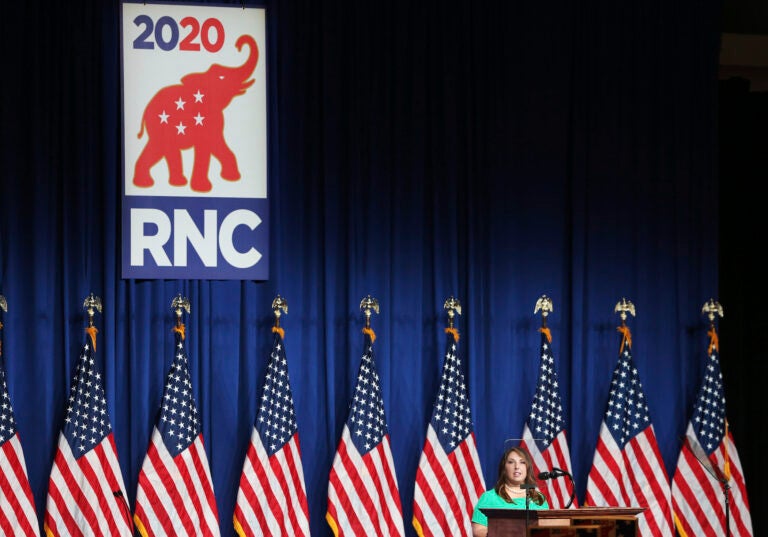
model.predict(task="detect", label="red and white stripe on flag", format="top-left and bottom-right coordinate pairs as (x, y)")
top-left (412, 425), bottom-right (485, 537)
top-left (0, 433), bottom-right (40, 536)
top-left (327, 425), bottom-right (405, 537)
top-left (586, 423), bottom-right (674, 537)
top-left (672, 424), bottom-right (753, 537)
top-left (134, 427), bottom-right (220, 537)
top-left (44, 433), bottom-right (132, 537)
top-left (521, 424), bottom-right (577, 510)
top-left (233, 428), bottom-right (310, 537)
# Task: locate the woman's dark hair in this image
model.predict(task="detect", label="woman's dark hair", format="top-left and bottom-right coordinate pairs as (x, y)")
top-left (492, 446), bottom-right (546, 506)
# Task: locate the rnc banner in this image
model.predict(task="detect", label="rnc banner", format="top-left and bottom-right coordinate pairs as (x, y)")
top-left (120, 1), bottom-right (268, 280)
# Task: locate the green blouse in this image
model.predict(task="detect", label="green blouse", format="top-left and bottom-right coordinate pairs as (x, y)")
top-left (471, 489), bottom-right (549, 526)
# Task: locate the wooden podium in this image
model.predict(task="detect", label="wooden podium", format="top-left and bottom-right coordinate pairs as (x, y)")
top-left (479, 506), bottom-right (644, 537)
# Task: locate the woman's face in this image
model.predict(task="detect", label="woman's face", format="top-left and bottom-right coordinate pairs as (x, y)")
top-left (503, 450), bottom-right (528, 485)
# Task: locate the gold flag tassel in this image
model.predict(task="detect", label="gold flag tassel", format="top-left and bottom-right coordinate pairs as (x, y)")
top-left (86, 326), bottom-right (99, 352)
top-left (617, 324), bottom-right (632, 354)
top-left (707, 326), bottom-right (719, 355)
top-left (172, 323), bottom-right (186, 341)
top-left (362, 326), bottom-right (376, 343)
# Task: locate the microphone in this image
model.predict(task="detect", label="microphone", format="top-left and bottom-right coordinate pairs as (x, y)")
top-left (537, 467), bottom-right (566, 480)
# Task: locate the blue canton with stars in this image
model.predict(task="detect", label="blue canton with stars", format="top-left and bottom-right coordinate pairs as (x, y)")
top-left (0, 356), bottom-right (18, 446)
top-left (63, 337), bottom-right (112, 458)
top-left (347, 333), bottom-right (389, 455)
top-left (158, 330), bottom-right (201, 457)
top-left (691, 345), bottom-right (727, 456)
top-left (255, 333), bottom-right (298, 456)
top-left (527, 331), bottom-right (565, 450)
top-left (604, 343), bottom-right (652, 448)
top-left (430, 334), bottom-right (474, 453)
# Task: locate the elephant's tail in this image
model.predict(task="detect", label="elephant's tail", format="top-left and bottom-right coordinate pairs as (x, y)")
top-left (137, 117), bottom-right (145, 139)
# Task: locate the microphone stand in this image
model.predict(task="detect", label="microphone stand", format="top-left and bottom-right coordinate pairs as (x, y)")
top-left (545, 467), bottom-right (576, 509)
top-left (723, 481), bottom-right (731, 537)
top-left (555, 468), bottom-right (577, 509)
top-left (683, 438), bottom-right (731, 537)
top-left (521, 483), bottom-right (537, 535)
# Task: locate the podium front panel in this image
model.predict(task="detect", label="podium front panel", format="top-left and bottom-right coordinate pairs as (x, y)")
top-left (480, 507), bottom-right (643, 537)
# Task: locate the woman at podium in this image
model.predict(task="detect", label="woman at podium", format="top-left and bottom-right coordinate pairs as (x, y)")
top-left (471, 446), bottom-right (549, 537)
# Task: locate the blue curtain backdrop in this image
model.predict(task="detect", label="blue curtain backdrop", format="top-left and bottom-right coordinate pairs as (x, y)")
top-left (1, 0), bottom-right (762, 536)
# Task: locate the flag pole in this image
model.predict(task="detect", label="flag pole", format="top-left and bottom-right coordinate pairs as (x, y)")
top-left (534, 295), bottom-right (576, 509)
top-left (84, 293), bottom-right (133, 529)
top-left (701, 298), bottom-right (731, 537)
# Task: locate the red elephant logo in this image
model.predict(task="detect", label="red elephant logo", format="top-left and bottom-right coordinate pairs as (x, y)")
top-left (132, 34), bottom-right (259, 193)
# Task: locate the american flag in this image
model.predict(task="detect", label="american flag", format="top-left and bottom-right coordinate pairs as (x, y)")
top-left (520, 327), bottom-right (577, 509)
top-left (44, 328), bottom-right (133, 536)
top-left (412, 329), bottom-right (485, 537)
top-left (0, 322), bottom-right (40, 536)
top-left (327, 328), bottom-right (405, 537)
top-left (585, 324), bottom-right (674, 537)
top-left (671, 326), bottom-right (753, 536)
top-left (233, 328), bottom-right (310, 536)
top-left (134, 324), bottom-right (220, 537)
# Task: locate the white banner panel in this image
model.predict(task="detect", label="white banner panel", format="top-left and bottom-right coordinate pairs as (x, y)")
top-left (121, 1), bottom-right (268, 279)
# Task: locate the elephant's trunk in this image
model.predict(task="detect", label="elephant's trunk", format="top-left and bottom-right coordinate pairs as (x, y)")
top-left (232, 34), bottom-right (259, 83)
